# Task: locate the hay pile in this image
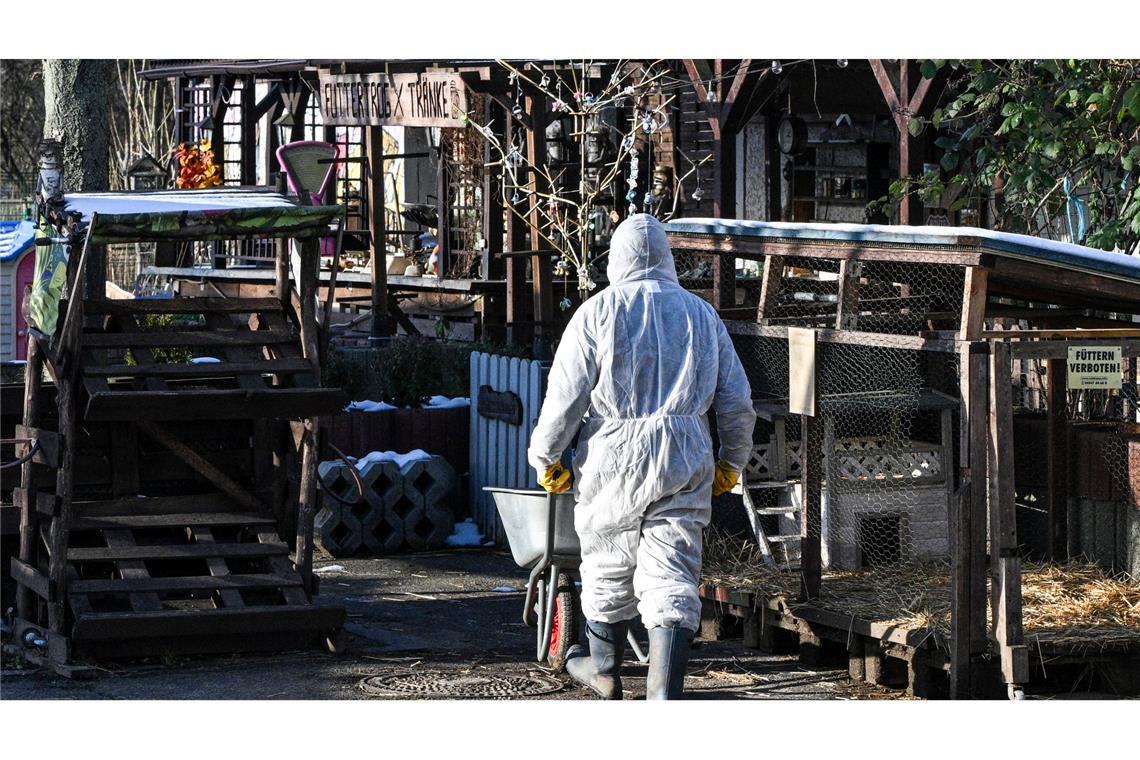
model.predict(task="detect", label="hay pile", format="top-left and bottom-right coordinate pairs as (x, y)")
top-left (701, 529), bottom-right (1140, 654)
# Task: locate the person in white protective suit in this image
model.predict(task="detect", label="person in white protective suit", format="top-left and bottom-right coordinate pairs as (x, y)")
top-left (527, 214), bottom-right (756, 700)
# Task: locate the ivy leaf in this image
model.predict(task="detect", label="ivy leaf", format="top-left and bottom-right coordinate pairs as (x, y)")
top-left (941, 152), bottom-right (959, 172)
top-left (920, 60), bottom-right (939, 80)
top-left (907, 119), bottom-right (925, 137)
top-left (1122, 83), bottom-right (1140, 121)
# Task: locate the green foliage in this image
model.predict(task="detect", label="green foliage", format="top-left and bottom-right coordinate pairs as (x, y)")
top-left (124, 314), bottom-right (194, 365)
top-left (323, 338), bottom-right (530, 409)
top-left (899, 59), bottom-right (1140, 254)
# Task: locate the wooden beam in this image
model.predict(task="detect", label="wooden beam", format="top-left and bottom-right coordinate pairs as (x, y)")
top-left (365, 126), bottom-right (391, 342)
top-left (988, 340), bottom-right (1029, 687)
top-left (667, 232), bottom-right (989, 267)
top-left (525, 91), bottom-right (553, 349)
top-left (1045, 358), bottom-right (1069, 561)
top-left (835, 260), bottom-right (862, 330)
top-left (959, 266), bottom-right (989, 340)
top-left (136, 421), bottom-right (268, 515)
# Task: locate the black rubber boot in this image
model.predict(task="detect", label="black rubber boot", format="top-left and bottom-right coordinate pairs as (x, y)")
top-left (565, 619), bottom-right (629, 700)
top-left (645, 626), bottom-right (694, 700)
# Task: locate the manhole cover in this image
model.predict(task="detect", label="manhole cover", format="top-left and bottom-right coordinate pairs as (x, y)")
top-left (359, 670), bottom-right (564, 699)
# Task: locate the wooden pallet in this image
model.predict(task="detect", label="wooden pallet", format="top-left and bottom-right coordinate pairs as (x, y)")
top-left (699, 582), bottom-right (952, 699)
top-left (80, 298), bottom-right (346, 421)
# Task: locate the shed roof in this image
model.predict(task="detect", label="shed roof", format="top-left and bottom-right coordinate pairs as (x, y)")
top-left (0, 220), bottom-right (35, 262)
top-left (60, 189), bottom-right (342, 244)
top-left (665, 219), bottom-right (1140, 284)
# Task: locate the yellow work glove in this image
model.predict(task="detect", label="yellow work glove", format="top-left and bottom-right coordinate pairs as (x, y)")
top-left (712, 460), bottom-right (739, 496)
top-left (538, 463), bottom-right (572, 494)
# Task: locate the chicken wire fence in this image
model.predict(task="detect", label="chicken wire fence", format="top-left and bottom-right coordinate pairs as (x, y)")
top-left (1003, 344), bottom-right (1139, 575)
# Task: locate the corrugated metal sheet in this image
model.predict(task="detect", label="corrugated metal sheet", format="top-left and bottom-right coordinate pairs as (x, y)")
top-left (468, 352), bottom-right (548, 543)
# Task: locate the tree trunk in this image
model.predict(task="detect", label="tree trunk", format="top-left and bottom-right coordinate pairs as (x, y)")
top-left (42, 59), bottom-right (113, 191)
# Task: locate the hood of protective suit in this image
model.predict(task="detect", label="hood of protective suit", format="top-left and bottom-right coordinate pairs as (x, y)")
top-left (606, 214), bottom-right (679, 286)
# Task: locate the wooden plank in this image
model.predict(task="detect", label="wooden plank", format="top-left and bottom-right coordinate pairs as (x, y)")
top-left (723, 320), bottom-right (960, 353)
top-left (981, 328), bottom-right (1140, 340)
top-left (74, 512), bottom-right (275, 530)
top-left (85, 358), bottom-right (313, 378)
top-left (70, 573), bottom-right (301, 595)
top-left (71, 604), bottom-right (345, 642)
top-left (73, 492), bottom-right (242, 517)
top-left (1007, 338), bottom-right (1140, 360)
top-left (68, 542), bottom-right (290, 562)
top-left (14, 425), bottom-right (61, 469)
top-left (988, 257), bottom-right (1140, 312)
top-left (191, 526), bottom-right (245, 608)
top-left (1045, 358), bottom-right (1069, 560)
top-left (525, 92), bottom-right (553, 347)
top-left (101, 529), bottom-right (164, 612)
top-left (85, 388), bottom-right (347, 422)
top-left (17, 333), bottom-right (45, 629)
top-left (110, 422), bottom-right (140, 497)
top-left (667, 232), bottom-right (988, 267)
top-left (756, 257), bottom-right (784, 324)
top-left (959, 266), bottom-right (989, 340)
top-left (82, 329), bottom-right (298, 348)
top-left (87, 297), bottom-right (283, 315)
top-left (10, 558), bottom-right (55, 602)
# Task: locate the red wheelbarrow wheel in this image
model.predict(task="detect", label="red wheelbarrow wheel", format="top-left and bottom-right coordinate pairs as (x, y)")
top-left (535, 572), bottom-right (581, 671)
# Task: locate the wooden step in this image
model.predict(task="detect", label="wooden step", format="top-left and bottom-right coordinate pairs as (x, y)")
top-left (68, 542), bottom-right (290, 562)
top-left (84, 387), bottom-right (347, 421)
top-left (71, 605), bottom-right (345, 642)
top-left (73, 512), bottom-right (276, 530)
top-left (69, 573), bottom-right (300, 595)
top-left (87, 297), bottom-right (284, 315)
top-left (767, 534), bottom-right (803, 544)
top-left (73, 493), bottom-right (252, 518)
top-left (83, 329), bottom-right (297, 349)
top-left (754, 507), bottom-right (799, 515)
top-left (85, 358), bottom-right (312, 378)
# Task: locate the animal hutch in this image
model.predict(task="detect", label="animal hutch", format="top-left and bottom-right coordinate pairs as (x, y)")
top-left (666, 218), bottom-right (1140, 699)
top-left (10, 141), bottom-right (348, 670)
top-left (1, 220), bottom-right (37, 363)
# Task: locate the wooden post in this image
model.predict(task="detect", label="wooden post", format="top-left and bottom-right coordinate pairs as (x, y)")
top-left (988, 340), bottom-right (1029, 687)
top-left (481, 98), bottom-right (506, 342)
top-left (436, 144), bottom-right (451, 279)
top-left (365, 125), bottom-right (391, 342)
top-left (1045, 358), bottom-right (1069, 560)
top-left (799, 409), bottom-right (823, 601)
top-left (959, 266), bottom-right (988, 340)
top-left (46, 376), bottom-right (75, 633)
top-left (525, 92), bottom-right (553, 355)
top-left (756, 256), bottom-right (784, 324)
top-left (868, 60), bottom-right (935, 226)
top-left (16, 336), bottom-right (44, 621)
top-left (835, 260), bottom-right (862, 330)
top-left (294, 417), bottom-right (319, 597)
top-left (297, 237), bottom-right (321, 371)
top-left (505, 110), bottom-right (529, 348)
top-left (950, 341), bottom-right (990, 698)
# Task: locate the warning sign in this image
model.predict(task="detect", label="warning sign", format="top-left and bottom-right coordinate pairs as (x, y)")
top-left (1066, 346), bottom-right (1122, 390)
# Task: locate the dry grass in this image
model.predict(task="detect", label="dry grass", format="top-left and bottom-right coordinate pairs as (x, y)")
top-left (702, 529), bottom-right (1140, 654)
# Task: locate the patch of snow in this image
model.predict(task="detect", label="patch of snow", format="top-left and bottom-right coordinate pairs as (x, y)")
top-left (426, 395), bottom-right (471, 409)
top-left (491, 586), bottom-right (521, 593)
top-left (349, 449), bottom-right (432, 470)
top-left (313, 564), bottom-right (347, 575)
top-left (190, 356), bottom-right (222, 364)
top-left (345, 399), bottom-right (398, 412)
top-left (444, 518), bottom-right (485, 547)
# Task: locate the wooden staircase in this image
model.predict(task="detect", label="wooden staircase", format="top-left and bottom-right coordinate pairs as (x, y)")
top-left (14, 265), bottom-right (347, 665)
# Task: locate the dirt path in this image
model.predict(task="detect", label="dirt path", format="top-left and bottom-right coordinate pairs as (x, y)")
top-left (1, 551), bottom-right (885, 700)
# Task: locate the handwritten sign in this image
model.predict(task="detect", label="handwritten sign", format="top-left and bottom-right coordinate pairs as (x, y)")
top-left (318, 72), bottom-right (468, 128)
top-left (1067, 346), bottom-right (1122, 390)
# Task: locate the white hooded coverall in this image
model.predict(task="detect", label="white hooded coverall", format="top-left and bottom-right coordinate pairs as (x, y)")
top-left (527, 214), bottom-right (756, 632)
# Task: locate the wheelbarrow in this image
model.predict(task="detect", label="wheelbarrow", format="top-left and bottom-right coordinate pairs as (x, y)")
top-left (484, 487), bottom-right (649, 670)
